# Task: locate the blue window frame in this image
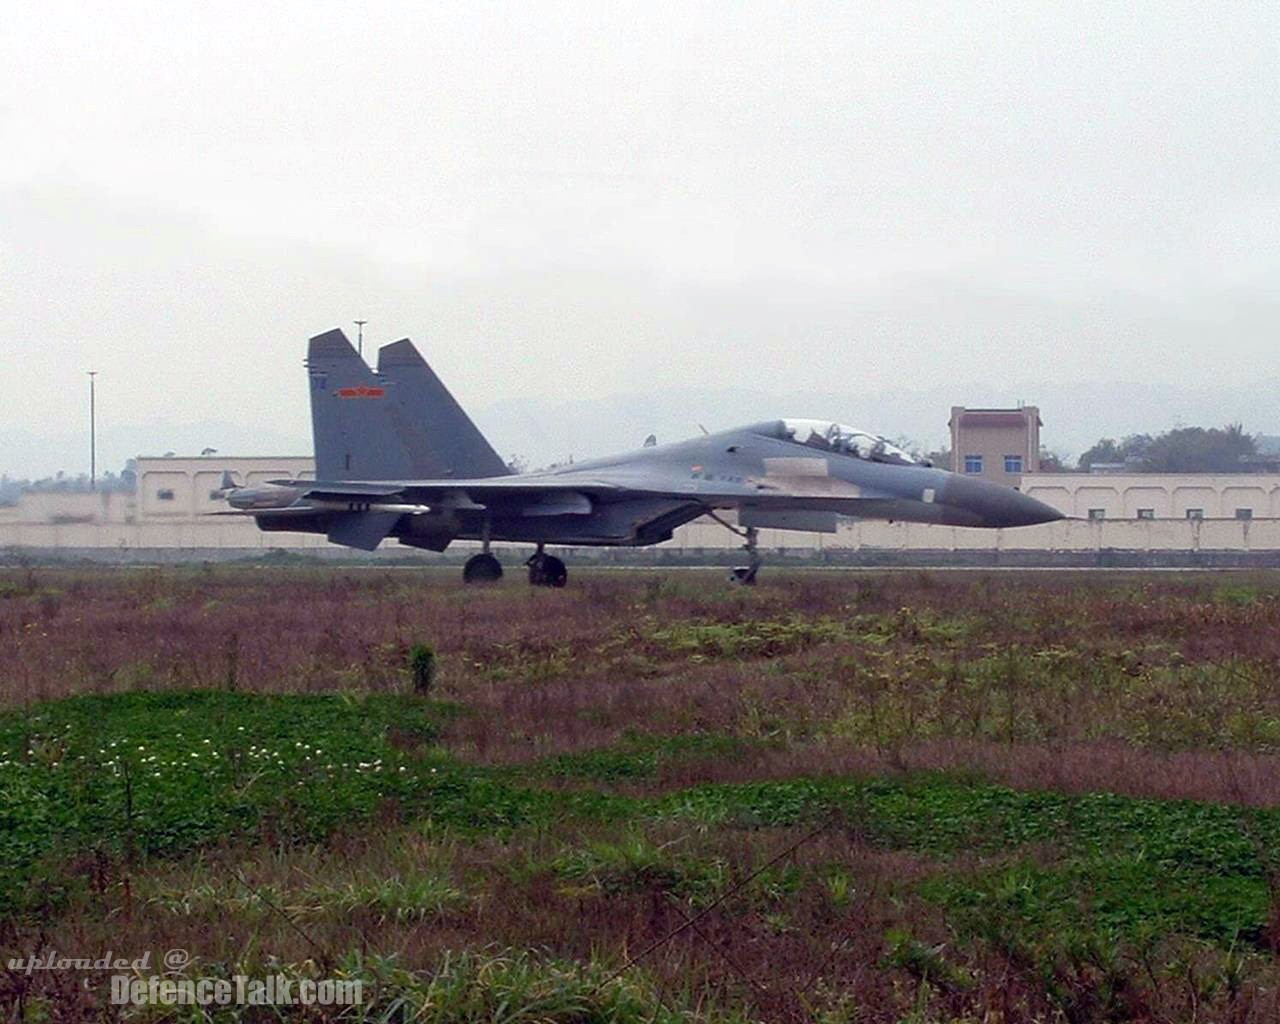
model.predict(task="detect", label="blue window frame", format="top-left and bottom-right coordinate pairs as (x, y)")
top-left (963, 455), bottom-right (983, 474)
top-left (1004, 454), bottom-right (1023, 474)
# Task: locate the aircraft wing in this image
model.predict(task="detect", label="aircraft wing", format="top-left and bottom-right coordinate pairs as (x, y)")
top-left (288, 469), bottom-right (890, 515)
top-left (288, 475), bottom-right (627, 506)
top-left (237, 468), bottom-right (941, 552)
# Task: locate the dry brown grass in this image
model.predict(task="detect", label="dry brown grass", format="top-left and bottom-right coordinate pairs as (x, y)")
top-left (6, 565), bottom-right (1280, 1021)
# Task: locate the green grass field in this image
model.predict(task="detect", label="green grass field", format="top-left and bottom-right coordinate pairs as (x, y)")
top-left (4, 567), bottom-right (1280, 1021)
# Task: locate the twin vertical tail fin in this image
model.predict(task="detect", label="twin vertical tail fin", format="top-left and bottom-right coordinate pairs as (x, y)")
top-left (376, 340), bottom-right (510, 478)
top-left (307, 329), bottom-right (408, 481)
top-left (306, 328), bottom-right (510, 482)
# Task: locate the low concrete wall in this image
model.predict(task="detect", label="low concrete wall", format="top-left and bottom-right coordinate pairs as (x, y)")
top-left (1021, 473), bottom-right (1280, 519)
top-left (6, 546), bottom-right (1280, 568)
top-left (670, 516), bottom-right (1280, 553)
top-left (2, 516), bottom-right (1279, 554)
top-left (4, 515), bottom-right (1280, 567)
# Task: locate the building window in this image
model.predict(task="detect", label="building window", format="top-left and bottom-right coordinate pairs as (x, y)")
top-left (1136, 508), bottom-right (1155, 520)
top-left (157, 489), bottom-right (176, 501)
top-left (1087, 508), bottom-right (1106, 521)
top-left (1003, 454), bottom-right (1023, 474)
top-left (963, 455), bottom-right (983, 474)
top-left (1185, 508), bottom-right (1204, 520)
top-left (1236, 508), bottom-right (1253, 520)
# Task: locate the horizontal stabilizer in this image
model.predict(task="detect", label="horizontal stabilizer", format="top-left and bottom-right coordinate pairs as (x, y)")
top-left (326, 511), bottom-right (402, 551)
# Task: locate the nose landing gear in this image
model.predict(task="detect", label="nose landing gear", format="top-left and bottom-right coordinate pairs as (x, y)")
top-left (526, 545), bottom-right (568, 587)
top-left (729, 526), bottom-right (761, 585)
top-left (705, 511), bottom-right (762, 585)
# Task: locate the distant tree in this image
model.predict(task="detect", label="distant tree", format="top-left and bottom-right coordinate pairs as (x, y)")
top-left (1037, 448), bottom-right (1071, 472)
top-left (3, 462), bottom-right (137, 498)
top-left (925, 447), bottom-right (951, 470)
top-left (889, 436), bottom-right (940, 465)
top-left (1142, 424), bottom-right (1256, 472)
top-left (1078, 438), bottom-right (1119, 469)
top-left (1077, 425), bottom-right (1255, 473)
top-left (1078, 434), bottom-right (1153, 471)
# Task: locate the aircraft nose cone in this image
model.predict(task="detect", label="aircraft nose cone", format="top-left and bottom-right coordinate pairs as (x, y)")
top-left (940, 474), bottom-right (1065, 528)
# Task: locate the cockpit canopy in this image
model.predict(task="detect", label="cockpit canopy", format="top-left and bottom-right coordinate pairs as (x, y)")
top-left (761, 419), bottom-right (929, 466)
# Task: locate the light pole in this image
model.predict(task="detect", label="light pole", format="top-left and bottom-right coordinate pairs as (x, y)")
top-left (87, 371), bottom-right (98, 491)
top-left (354, 319), bottom-right (367, 358)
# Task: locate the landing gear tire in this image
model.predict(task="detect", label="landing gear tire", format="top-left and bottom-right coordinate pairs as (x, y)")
top-left (462, 553), bottom-right (503, 584)
top-left (526, 552), bottom-right (568, 588)
top-left (729, 564), bottom-right (759, 586)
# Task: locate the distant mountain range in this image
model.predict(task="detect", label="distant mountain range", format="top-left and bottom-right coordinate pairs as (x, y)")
top-left (4, 379), bottom-right (1278, 480)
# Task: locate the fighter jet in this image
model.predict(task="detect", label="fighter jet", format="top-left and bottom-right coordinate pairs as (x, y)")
top-left (219, 328), bottom-right (1063, 585)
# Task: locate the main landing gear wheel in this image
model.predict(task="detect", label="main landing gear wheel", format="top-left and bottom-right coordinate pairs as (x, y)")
top-left (462, 552), bottom-right (503, 584)
top-left (526, 550), bottom-right (568, 588)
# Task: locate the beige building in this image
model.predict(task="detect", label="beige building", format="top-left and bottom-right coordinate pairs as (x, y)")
top-left (949, 406), bottom-right (1041, 485)
top-left (134, 456), bottom-right (314, 521)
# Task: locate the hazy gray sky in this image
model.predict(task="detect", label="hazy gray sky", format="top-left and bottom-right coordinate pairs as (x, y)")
top-left (3, 1), bottom-right (1278, 474)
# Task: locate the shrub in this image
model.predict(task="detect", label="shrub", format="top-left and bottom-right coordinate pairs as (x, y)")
top-left (408, 643), bottom-right (436, 694)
